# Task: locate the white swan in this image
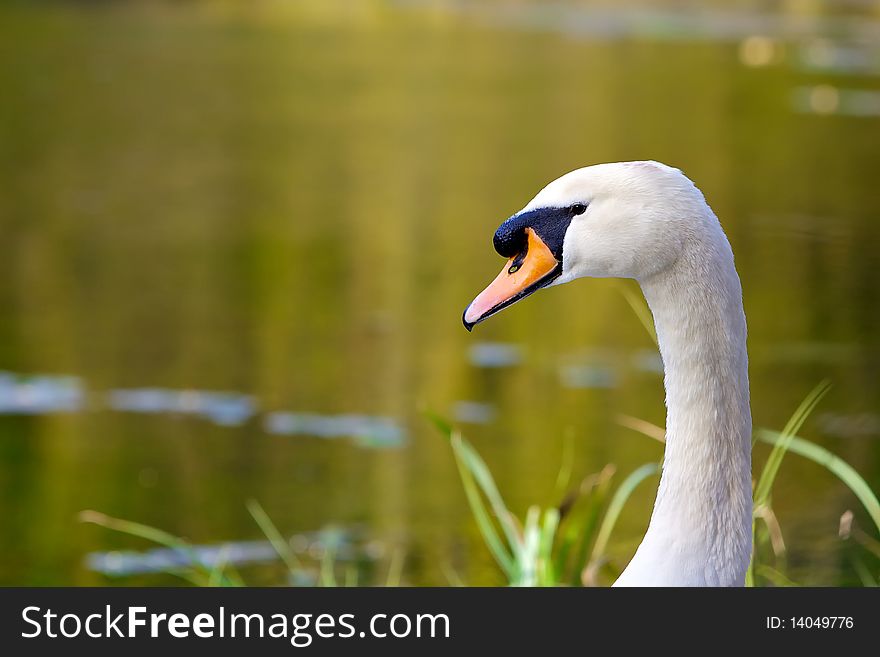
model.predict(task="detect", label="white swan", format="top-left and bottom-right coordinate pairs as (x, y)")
top-left (463, 161), bottom-right (752, 586)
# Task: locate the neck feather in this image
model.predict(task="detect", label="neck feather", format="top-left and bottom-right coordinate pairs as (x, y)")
top-left (616, 230), bottom-right (752, 586)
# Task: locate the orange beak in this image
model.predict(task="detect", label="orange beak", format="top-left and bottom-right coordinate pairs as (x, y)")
top-left (463, 228), bottom-right (561, 331)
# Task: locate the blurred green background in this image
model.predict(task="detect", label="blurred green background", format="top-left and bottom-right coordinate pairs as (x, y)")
top-left (0, 0), bottom-right (879, 585)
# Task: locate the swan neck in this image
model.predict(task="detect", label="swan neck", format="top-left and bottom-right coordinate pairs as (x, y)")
top-left (622, 240), bottom-right (752, 586)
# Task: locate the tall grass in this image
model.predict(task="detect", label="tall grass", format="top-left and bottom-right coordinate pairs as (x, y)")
top-left (79, 510), bottom-right (244, 587)
top-left (81, 500), bottom-right (402, 587)
top-left (428, 412), bottom-right (659, 586)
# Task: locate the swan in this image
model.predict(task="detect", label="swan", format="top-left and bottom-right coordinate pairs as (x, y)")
top-left (462, 161), bottom-right (752, 586)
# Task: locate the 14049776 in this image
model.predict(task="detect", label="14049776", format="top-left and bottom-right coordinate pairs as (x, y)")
top-left (766, 617), bottom-right (854, 630)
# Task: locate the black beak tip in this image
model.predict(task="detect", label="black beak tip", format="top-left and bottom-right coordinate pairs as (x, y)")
top-left (462, 309), bottom-right (475, 332)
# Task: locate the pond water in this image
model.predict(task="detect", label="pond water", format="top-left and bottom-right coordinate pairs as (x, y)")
top-left (0, 1), bottom-right (878, 585)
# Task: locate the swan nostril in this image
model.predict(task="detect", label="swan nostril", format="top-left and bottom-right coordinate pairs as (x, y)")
top-left (493, 229), bottom-right (526, 258)
top-left (507, 248), bottom-right (528, 274)
top-left (493, 216), bottom-right (529, 258)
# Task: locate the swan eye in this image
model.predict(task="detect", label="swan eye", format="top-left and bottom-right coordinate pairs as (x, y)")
top-left (570, 203), bottom-right (587, 215)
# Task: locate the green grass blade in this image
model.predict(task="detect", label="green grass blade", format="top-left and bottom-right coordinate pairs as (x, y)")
top-left (749, 382), bottom-right (830, 586)
top-left (450, 434), bottom-right (517, 580)
top-left (207, 546), bottom-right (230, 587)
top-left (78, 510), bottom-right (218, 585)
top-left (539, 507), bottom-right (560, 586)
top-left (440, 562), bottom-right (466, 587)
top-left (246, 499), bottom-right (303, 574)
top-left (757, 430), bottom-right (880, 534)
top-left (423, 409), bottom-right (455, 439)
top-left (206, 556), bottom-right (244, 587)
top-left (848, 555), bottom-right (878, 587)
top-left (755, 565), bottom-right (799, 587)
top-left (344, 564), bottom-right (359, 588)
top-left (554, 431), bottom-right (576, 497)
top-left (590, 463), bottom-right (660, 563)
top-left (519, 506), bottom-right (541, 586)
top-left (851, 527), bottom-right (880, 559)
top-left (754, 380), bottom-right (831, 506)
top-left (385, 549), bottom-right (404, 587)
top-left (217, 562), bottom-right (245, 587)
top-left (563, 466), bottom-right (615, 586)
top-left (80, 510), bottom-right (193, 552)
top-left (320, 544), bottom-right (337, 587)
top-left (435, 417), bottom-right (524, 580)
top-left (452, 434), bottom-right (524, 558)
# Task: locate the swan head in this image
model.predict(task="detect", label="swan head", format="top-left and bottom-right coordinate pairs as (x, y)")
top-left (463, 161), bottom-right (708, 330)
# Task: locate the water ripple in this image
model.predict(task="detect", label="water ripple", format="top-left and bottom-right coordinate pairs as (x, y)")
top-left (0, 371), bottom-right (406, 448)
top-left (0, 372), bottom-right (84, 414)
